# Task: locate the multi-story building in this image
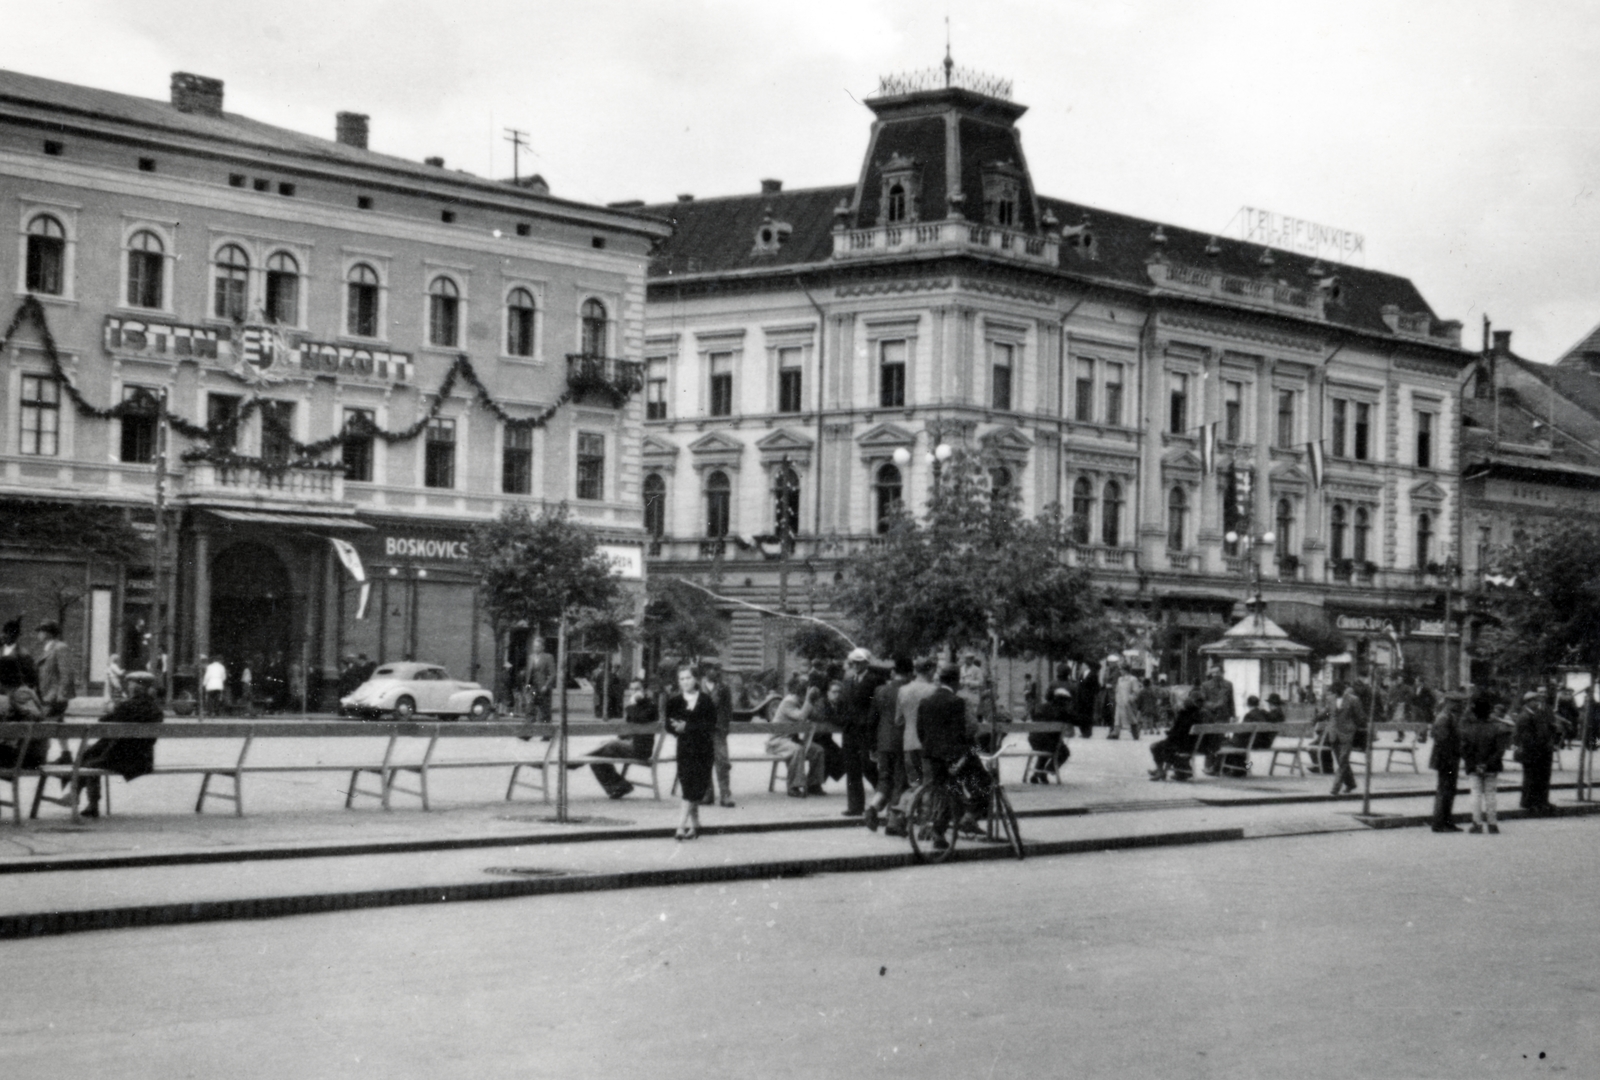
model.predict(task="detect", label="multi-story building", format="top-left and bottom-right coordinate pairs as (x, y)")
top-left (0, 68), bottom-right (667, 705)
top-left (638, 64), bottom-right (1474, 684)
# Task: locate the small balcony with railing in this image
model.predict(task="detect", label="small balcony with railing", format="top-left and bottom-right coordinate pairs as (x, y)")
top-left (566, 355), bottom-right (644, 407)
top-left (181, 459), bottom-right (346, 506)
top-left (832, 218), bottom-right (1060, 268)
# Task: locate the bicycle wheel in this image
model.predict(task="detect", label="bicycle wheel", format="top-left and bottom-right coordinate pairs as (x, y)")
top-left (993, 787), bottom-right (1024, 861)
top-left (908, 784), bottom-right (958, 864)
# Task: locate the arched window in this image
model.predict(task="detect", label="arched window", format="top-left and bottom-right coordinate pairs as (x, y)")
top-left (1354, 506), bottom-right (1371, 563)
top-left (1102, 480), bottom-right (1123, 547)
top-left (643, 473), bottom-right (666, 538)
top-left (1330, 504), bottom-right (1348, 561)
top-left (212, 244), bottom-right (249, 320)
top-left (127, 229), bottom-right (164, 309)
top-left (773, 465), bottom-right (800, 537)
top-left (1166, 487), bottom-right (1187, 551)
top-left (875, 463), bottom-right (903, 534)
top-left (347, 263), bottom-right (380, 337)
top-left (1276, 498), bottom-right (1294, 555)
top-left (265, 252), bottom-right (299, 325)
top-left (886, 182), bottom-right (906, 224)
top-left (705, 471), bottom-right (731, 538)
top-left (428, 276), bottom-right (460, 347)
top-left (1071, 477), bottom-right (1093, 544)
top-left (581, 298), bottom-right (608, 357)
top-left (25, 215), bottom-right (65, 295)
top-left (1416, 512), bottom-right (1432, 569)
top-left (506, 287), bottom-right (537, 357)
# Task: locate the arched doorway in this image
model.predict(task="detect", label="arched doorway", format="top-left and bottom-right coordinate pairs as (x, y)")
top-left (210, 542), bottom-right (294, 710)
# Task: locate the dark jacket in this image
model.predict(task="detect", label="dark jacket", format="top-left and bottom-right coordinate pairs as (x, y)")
top-left (1429, 701), bottom-right (1462, 773)
top-left (1460, 717), bottom-right (1511, 775)
top-left (1165, 698), bottom-right (1201, 754)
top-left (916, 685), bottom-right (970, 763)
top-left (82, 693), bottom-right (163, 780)
top-left (1515, 703), bottom-right (1558, 757)
top-left (871, 675), bottom-right (907, 753)
top-left (663, 690), bottom-right (717, 738)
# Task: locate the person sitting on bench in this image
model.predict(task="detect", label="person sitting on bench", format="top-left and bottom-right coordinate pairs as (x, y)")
top-left (1149, 688), bottom-right (1202, 781)
top-left (0, 655), bottom-right (47, 769)
top-left (588, 678), bottom-right (656, 799)
top-left (72, 670), bottom-right (164, 819)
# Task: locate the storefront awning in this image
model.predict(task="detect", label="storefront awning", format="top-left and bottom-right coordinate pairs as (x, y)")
top-left (205, 509), bottom-right (372, 530)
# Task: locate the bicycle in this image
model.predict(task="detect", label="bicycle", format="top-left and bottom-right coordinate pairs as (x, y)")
top-left (906, 749), bottom-right (1024, 863)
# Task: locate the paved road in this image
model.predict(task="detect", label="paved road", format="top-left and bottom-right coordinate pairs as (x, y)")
top-left (4, 816), bottom-right (1592, 1079)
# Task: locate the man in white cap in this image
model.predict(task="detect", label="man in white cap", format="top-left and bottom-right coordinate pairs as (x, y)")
top-left (839, 647), bottom-right (882, 817)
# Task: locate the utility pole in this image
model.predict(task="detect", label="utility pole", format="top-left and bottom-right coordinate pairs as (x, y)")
top-left (151, 386), bottom-right (170, 699)
top-left (503, 127), bottom-right (530, 183)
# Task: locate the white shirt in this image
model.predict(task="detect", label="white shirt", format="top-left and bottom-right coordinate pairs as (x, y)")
top-left (203, 661), bottom-right (227, 692)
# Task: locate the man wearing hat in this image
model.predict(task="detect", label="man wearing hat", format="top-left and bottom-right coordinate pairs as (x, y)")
top-left (1429, 689), bottom-right (1467, 831)
top-left (838, 647), bottom-right (881, 817)
top-left (71, 670), bottom-right (164, 819)
top-left (1514, 689), bottom-right (1558, 816)
top-left (34, 620), bottom-right (75, 720)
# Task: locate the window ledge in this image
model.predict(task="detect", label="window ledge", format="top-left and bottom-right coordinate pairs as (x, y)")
top-left (498, 354), bottom-right (547, 366)
top-left (336, 334), bottom-right (390, 348)
top-left (420, 344), bottom-right (465, 357)
top-left (15, 291), bottom-right (76, 307)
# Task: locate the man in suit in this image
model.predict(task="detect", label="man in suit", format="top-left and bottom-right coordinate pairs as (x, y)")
top-left (916, 664), bottom-right (971, 787)
top-left (863, 657), bottom-right (911, 832)
top-left (1430, 689), bottom-right (1466, 832)
top-left (838, 649), bottom-right (882, 817)
top-left (1326, 678), bottom-right (1365, 795)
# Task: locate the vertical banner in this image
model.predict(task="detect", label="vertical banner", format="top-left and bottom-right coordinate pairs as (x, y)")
top-left (328, 537), bottom-right (371, 621)
top-left (1306, 439), bottom-right (1326, 488)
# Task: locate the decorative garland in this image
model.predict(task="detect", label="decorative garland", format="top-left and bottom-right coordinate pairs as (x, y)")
top-left (0, 295), bottom-right (614, 468)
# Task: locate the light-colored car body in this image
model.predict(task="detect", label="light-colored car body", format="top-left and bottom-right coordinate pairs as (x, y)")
top-left (339, 662), bottom-right (493, 720)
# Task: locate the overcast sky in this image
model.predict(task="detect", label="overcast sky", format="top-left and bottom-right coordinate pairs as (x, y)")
top-left (13, 0), bottom-right (1600, 360)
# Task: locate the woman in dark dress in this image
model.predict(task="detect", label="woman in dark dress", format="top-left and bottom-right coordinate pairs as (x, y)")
top-left (665, 663), bottom-right (717, 840)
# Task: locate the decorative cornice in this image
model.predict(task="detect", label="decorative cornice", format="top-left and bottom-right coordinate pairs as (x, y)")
top-left (1157, 311), bottom-right (1323, 355)
top-left (958, 277), bottom-right (1056, 305)
top-left (836, 277), bottom-right (952, 299)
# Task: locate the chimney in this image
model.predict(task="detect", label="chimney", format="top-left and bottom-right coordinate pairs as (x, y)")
top-left (760, 178), bottom-right (782, 194)
top-left (171, 72), bottom-right (224, 117)
top-left (677, 193), bottom-right (694, 202)
top-left (424, 156), bottom-right (445, 168)
top-left (1492, 329), bottom-right (1512, 356)
top-left (335, 112), bottom-right (369, 150)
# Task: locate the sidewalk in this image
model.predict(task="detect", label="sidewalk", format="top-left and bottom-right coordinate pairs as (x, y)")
top-left (3, 731), bottom-right (1593, 939)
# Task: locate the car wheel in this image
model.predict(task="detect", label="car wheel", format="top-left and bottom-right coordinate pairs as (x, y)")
top-left (468, 698), bottom-right (491, 720)
top-left (392, 695), bottom-right (417, 720)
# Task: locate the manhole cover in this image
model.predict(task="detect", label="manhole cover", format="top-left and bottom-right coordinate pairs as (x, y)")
top-left (483, 867), bottom-right (571, 878)
top-left (497, 815), bottom-right (633, 827)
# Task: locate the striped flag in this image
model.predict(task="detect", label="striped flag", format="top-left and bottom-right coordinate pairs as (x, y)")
top-left (1199, 421), bottom-right (1219, 474)
top-left (1305, 439), bottom-right (1326, 488)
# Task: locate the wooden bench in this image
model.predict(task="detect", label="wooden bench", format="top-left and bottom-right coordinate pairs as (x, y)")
top-left (986, 721), bottom-right (1070, 784)
top-left (1191, 722), bottom-right (1318, 779)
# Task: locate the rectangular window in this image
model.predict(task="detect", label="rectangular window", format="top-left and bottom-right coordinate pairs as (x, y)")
top-left (260, 400), bottom-right (295, 464)
top-left (342, 407), bottom-right (374, 482)
top-left (1331, 399), bottom-right (1347, 458)
top-left (1224, 381), bottom-right (1243, 443)
top-left (576, 432), bottom-right (605, 501)
top-left (1169, 373), bottom-right (1188, 435)
top-left (119, 386), bottom-right (157, 464)
top-left (646, 357), bottom-right (668, 420)
top-left (1276, 390), bottom-right (1295, 449)
top-left (424, 418), bottom-right (455, 489)
top-left (708, 352), bottom-right (734, 417)
top-left (207, 393), bottom-right (241, 451)
top-left (879, 339), bottom-right (906, 408)
top-left (502, 426), bottom-right (532, 495)
top-left (19, 374), bottom-right (59, 456)
top-left (1416, 410), bottom-right (1433, 469)
top-left (1477, 525), bottom-right (1492, 570)
top-left (1104, 363), bottom-right (1124, 427)
top-left (1354, 402), bottom-right (1370, 461)
top-left (777, 346), bottom-right (803, 413)
top-left (991, 342), bottom-right (1014, 411)
top-left (1075, 358), bottom-right (1094, 422)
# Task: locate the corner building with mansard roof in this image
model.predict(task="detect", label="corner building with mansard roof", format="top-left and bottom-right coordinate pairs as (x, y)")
top-left (0, 68), bottom-right (667, 706)
top-left (640, 66), bottom-right (1472, 684)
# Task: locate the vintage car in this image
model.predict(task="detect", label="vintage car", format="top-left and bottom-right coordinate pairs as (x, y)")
top-left (339, 662), bottom-right (494, 720)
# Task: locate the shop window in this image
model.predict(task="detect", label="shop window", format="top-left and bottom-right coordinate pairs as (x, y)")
top-left (644, 473), bottom-right (666, 538)
top-left (19, 374), bottom-right (60, 456)
top-left (424, 418), bottom-right (455, 489)
top-left (709, 352), bottom-right (733, 417)
top-left (874, 464), bottom-right (902, 534)
top-left (502, 425), bottom-right (532, 495)
top-left (506, 287), bottom-right (536, 357)
top-left (879, 339), bottom-right (906, 408)
top-left (347, 263), bottom-right (380, 338)
top-left (428, 276), bottom-right (460, 348)
top-left (1071, 477), bottom-right (1093, 544)
top-left (25, 214), bottom-right (65, 296)
top-left (342, 407), bottom-right (374, 482)
top-left (212, 244), bottom-right (249, 321)
top-left (1102, 480), bottom-right (1123, 547)
top-left (126, 230), bottom-right (164, 309)
top-left (580, 298), bottom-right (608, 357)
top-left (265, 252), bottom-right (299, 325)
top-left (705, 470), bottom-right (731, 537)
top-left (777, 347), bottom-right (803, 414)
top-left (576, 432), bottom-right (605, 500)
top-left (119, 386), bottom-right (158, 464)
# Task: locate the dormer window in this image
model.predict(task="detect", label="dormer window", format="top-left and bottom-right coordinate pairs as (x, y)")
top-left (981, 162), bottom-right (1024, 228)
top-left (751, 214), bottom-right (793, 255)
top-left (877, 153), bottom-right (921, 226)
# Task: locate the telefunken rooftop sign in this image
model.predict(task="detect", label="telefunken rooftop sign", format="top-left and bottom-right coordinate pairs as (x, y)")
top-left (1237, 207), bottom-right (1365, 265)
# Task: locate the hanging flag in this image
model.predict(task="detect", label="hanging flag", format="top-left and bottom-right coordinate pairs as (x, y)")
top-left (1305, 439), bottom-right (1326, 488)
top-left (328, 537), bottom-right (371, 621)
top-left (1199, 421), bottom-right (1219, 474)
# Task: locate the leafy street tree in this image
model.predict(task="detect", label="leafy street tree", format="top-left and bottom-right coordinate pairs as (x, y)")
top-left (641, 576), bottom-right (728, 673)
top-left (835, 448), bottom-right (1118, 662)
top-left (787, 622), bottom-right (851, 664)
top-left (1477, 519), bottom-right (1600, 679)
top-left (1279, 619), bottom-right (1347, 677)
